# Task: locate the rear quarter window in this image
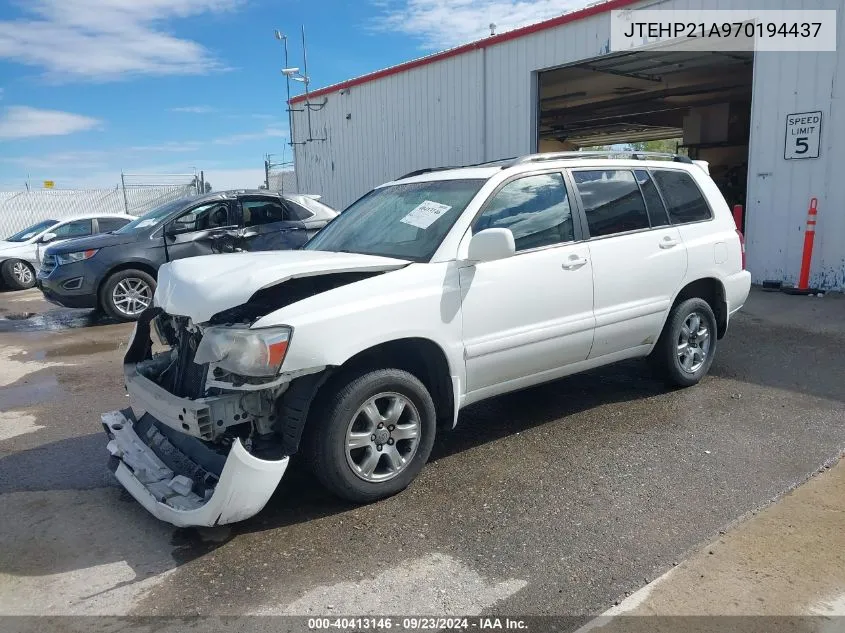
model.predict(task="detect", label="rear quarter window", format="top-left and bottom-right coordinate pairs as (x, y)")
top-left (652, 169), bottom-right (712, 224)
top-left (573, 169), bottom-right (650, 238)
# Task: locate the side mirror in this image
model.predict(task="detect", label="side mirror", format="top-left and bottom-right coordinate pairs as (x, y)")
top-left (40, 232), bottom-right (58, 243)
top-left (466, 228), bottom-right (515, 263)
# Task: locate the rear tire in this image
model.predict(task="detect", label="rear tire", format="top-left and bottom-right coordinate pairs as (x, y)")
top-left (1, 259), bottom-right (36, 290)
top-left (303, 368), bottom-right (437, 503)
top-left (100, 269), bottom-right (156, 321)
top-left (650, 298), bottom-right (717, 388)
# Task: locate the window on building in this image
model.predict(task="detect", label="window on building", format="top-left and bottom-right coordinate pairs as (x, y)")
top-left (652, 169), bottom-right (712, 224)
top-left (474, 173), bottom-right (574, 252)
top-left (573, 170), bottom-right (650, 238)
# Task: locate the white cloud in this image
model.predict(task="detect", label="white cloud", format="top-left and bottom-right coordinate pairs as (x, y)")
top-left (213, 127), bottom-right (287, 145)
top-left (0, 0), bottom-right (241, 81)
top-left (373, 0), bottom-right (591, 49)
top-left (170, 106), bottom-right (217, 113)
top-left (0, 106), bottom-right (101, 139)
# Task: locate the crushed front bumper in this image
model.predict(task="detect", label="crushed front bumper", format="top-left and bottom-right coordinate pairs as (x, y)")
top-left (103, 408), bottom-right (288, 527)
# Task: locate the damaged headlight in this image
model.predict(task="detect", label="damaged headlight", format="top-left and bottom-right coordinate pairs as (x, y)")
top-left (194, 326), bottom-right (291, 377)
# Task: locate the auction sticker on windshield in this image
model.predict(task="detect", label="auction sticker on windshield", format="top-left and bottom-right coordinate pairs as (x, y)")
top-left (400, 200), bottom-right (452, 229)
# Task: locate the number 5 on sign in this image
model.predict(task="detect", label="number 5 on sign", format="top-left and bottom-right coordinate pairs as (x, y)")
top-left (784, 111), bottom-right (822, 160)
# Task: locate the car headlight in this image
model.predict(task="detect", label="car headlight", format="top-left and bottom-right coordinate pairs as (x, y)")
top-left (194, 326), bottom-right (291, 377)
top-left (55, 249), bottom-right (99, 265)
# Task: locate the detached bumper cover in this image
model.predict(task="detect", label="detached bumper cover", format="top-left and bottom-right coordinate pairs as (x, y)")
top-left (103, 409), bottom-right (288, 527)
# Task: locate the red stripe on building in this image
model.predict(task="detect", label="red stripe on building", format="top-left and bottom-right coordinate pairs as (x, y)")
top-left (290, 0), bottom-right (642, 104)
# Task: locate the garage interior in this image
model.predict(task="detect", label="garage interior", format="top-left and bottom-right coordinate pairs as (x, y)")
top-left (537, 49), bottom-right (754, 217)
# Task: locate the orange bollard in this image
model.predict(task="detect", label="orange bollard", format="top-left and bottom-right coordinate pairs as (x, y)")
top-left (797, 198), bottom-right (818, 290)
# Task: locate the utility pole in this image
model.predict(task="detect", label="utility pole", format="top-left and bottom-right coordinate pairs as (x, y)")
top-left (264, 157), bottom-right (271, 190)
top-left (200, 170), bottom-right (205, 194)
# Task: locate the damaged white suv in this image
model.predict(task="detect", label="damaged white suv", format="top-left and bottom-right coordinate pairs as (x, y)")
top-left (103, 152), bottom-right (751, 527)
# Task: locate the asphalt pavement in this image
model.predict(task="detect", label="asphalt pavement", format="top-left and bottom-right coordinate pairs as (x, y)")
top-left (0, 286), bottom-right (843, 623)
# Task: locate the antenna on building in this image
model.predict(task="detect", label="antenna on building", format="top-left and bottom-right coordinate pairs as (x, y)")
top-left (490, 23), bottom-right (496, 36)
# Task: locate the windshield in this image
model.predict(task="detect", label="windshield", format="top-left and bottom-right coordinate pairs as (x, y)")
top-left (114, 198), bottom-right (191, 234)
top-left (304, 179), bottom-right (485, 262)
top-left (5, 219), bottom-right (58, 242)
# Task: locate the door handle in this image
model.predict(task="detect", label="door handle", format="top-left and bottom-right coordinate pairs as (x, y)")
top-left (659, 236), bottom-right (679, 249)
top-left (562, 256), bottom-right (588, 270)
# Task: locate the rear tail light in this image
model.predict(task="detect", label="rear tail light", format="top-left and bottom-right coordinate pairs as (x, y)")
top-left (736, 229), bottom-right (746, 270)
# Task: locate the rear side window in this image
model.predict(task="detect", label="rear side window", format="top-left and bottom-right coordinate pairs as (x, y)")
top-left (284, 201), bottom-right (314, 221)
top-left (242, 199), bottom-right (287, 227)
top-left (97, 217), bottom-right (131, 232)
top-left (474, 173), bottom-right (574, 252)
top-left (635, 170), bottom-right (670, 227)
top-left (573, 170), bottom-right (650, 238)
top-left (652, 169), bottom-right (712, 224)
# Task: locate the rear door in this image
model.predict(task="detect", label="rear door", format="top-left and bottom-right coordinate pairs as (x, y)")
top-left (237, 195), bottom-right (309, 251)
top-left (570, 168), bottom-right (687, 360)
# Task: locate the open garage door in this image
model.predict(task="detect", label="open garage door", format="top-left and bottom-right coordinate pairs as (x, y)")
top-left (537, 49), bottom-right (753, 219)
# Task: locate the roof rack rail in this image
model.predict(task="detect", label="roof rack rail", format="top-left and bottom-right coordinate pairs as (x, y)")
top-left (512, 151), bottom-right (693, 165)
top-left (397, 156), bottom-right (518, 180)
top-left (396, 166), bottom-right (455, 180)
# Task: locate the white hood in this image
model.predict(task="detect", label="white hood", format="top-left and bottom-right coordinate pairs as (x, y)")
top-left (154, 250), bottom-right (409, 323)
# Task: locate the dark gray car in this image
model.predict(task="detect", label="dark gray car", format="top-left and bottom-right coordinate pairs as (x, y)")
top-left (36, 190), bottom-right (337, 321)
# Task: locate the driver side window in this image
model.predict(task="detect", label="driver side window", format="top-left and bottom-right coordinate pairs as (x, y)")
top-left (170, 202), bottom-right (230, 233)
top-left (474, 173), bottom-right (574, 252)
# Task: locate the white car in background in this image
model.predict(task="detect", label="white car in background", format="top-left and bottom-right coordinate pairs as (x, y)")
top-left (103, 151), bottom-right (751, 527)
top-left (0, 213), bottom-right (133, 290)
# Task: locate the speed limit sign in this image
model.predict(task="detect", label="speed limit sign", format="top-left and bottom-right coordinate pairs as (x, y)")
top-left (785, 111), bottom-right (822, 160)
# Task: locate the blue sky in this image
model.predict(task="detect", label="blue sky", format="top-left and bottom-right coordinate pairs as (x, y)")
top-left (0, 0), bottom-right (588, 191)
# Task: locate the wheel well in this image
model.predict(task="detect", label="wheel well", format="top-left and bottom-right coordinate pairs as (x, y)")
top-left (277, 338), bottom-right (455, 456)
top-left (336, 338), bottom-right (455, 429)
top-left (673, 278), bottom-right (728, 339)
top-left (97, 262), bottom-right (158, 301)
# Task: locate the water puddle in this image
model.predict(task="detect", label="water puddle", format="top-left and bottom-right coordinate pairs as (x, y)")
top-left (0, 308), bottom-right (119, 333)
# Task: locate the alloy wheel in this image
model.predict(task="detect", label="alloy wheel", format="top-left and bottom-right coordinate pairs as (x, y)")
top-left (345, 392), bottom-right (421, 483)
top-left (12, 262), bottom-right (33, 286)
top-left (677, 311), bottom-right (711, 373)
top-left (111, 277), bottom-right (152, 317)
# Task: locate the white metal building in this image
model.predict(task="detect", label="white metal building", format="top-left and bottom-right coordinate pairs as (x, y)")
top-left (291, 0), bottom-right (845, 290)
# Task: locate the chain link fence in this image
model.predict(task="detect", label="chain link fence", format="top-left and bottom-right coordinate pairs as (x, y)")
top-left (0, 183), bottom-right (197, 237)
top-left (267, 169), bottom-right (297, 194)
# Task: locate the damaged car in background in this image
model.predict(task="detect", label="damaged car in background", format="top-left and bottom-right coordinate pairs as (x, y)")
top-left (103, 151), bottom-right (751, 527)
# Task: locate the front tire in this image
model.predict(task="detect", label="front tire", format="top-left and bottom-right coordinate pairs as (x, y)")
top-left (304, 369), bottom-right (437, 503)
top-left (100, 269), bottom-right (156, 321)
top-left (1, 259), bottom-right (36, 290)
top-left (651, 298), bottom-right (717, 388)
